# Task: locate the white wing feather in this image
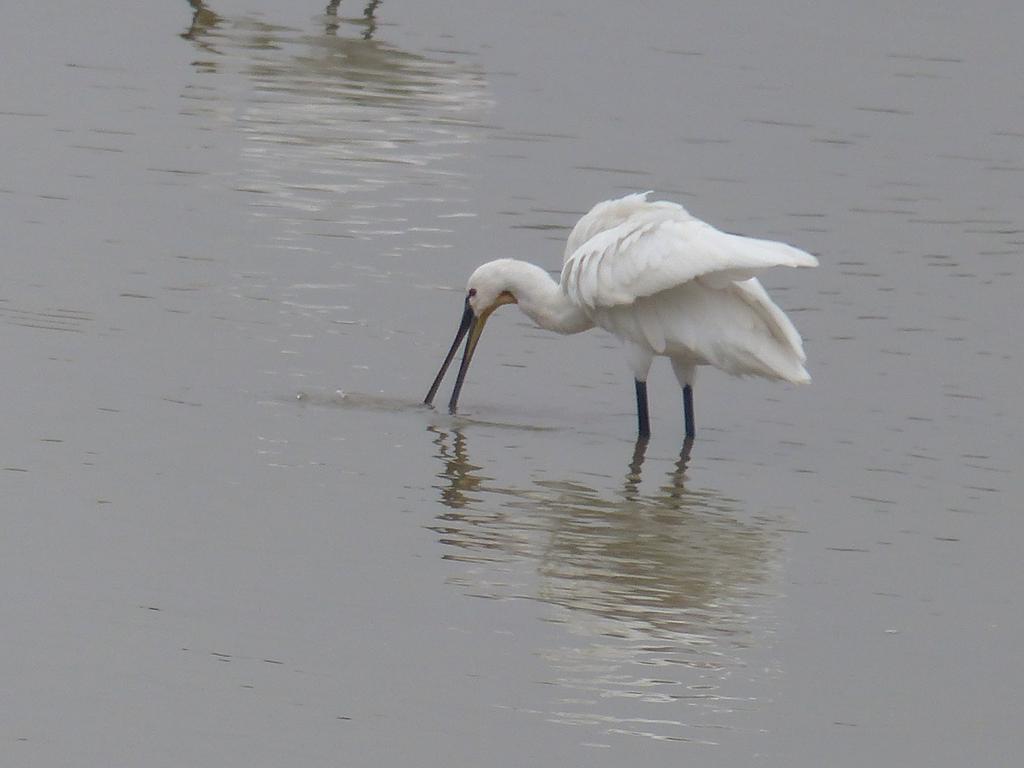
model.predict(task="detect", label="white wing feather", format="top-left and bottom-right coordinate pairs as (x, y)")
top-left (561, 195), bottom-right (818, 311)
top-left (563, 191), bottom-right (663, 263)
top-left (731, 277), bottom-right (808, 363)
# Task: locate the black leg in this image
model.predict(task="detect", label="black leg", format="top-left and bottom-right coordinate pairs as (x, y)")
top-left (635, 379), bottom-right (651, 439)
top-left (683, 384), bottom-right (695, 439)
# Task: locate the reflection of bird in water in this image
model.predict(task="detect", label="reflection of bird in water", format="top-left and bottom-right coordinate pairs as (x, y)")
top-left (425, 192), bottom-right (817, 439)
top-left (622, 436), bottom-right (691, 502)
top-left (325, 0), bottom-right (381, 40)
top-left (426, 427), bottom-right (777, 740)
top-left (178, 1), bottom-right (490, 238)
top-left (186, 1), bottom-right (382, 44)
top-left (182, 1), bottom-right (222, 51)
top-left (180, 0), bottom-right (486, 114)
top-left (427, 427), bottom-right (773, 642)
top-left (428, 426), bottom-right (483, 511)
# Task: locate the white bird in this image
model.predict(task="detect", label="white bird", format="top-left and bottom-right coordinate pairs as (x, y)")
top-left (425, 192), bottom-right (817, 439)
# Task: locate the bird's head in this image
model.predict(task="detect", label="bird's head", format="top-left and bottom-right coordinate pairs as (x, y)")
top-left (424, 259), bottom-right (520, 415)
top-left (466, 258), bottom-right (520, 317)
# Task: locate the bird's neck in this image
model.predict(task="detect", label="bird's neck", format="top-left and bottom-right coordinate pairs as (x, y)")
top-left (504, 260), bottom-right (593, 335)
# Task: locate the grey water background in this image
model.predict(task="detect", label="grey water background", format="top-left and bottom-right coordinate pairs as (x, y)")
top-left (3, 0), bottom-right (1022, 765)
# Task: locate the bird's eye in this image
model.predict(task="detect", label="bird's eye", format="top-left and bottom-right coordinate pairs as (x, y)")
top-left (468, 288), bottom-right (477, 297)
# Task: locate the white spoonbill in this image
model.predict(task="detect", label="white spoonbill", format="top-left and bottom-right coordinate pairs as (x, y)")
top-left (424, 192), bottom-right (817, 438)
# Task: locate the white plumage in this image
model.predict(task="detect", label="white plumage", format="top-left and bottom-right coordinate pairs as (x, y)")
top-left (425, 192), bottom-right (818, 438)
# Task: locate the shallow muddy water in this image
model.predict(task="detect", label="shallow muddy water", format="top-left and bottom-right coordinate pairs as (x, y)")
top-left (3, 1), bottom-right (1022, 765)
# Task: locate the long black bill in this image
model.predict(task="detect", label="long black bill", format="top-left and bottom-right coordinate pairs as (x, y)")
top-left (424, 298), bottom-right (474, 407)
top-left (447, 311), bottom-right (487, 415)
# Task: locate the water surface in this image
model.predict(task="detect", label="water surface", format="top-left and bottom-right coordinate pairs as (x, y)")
top-left (2, 1), bottom-right (1021, 765)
